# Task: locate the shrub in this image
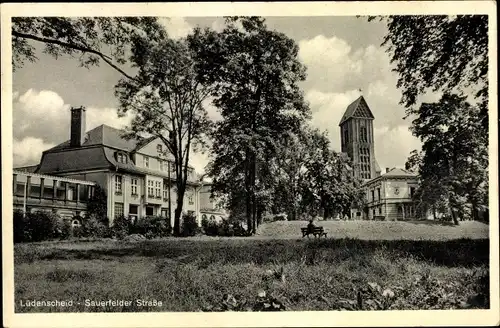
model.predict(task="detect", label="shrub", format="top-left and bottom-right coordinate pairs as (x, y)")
top-left (130, 216), bottom-right (172, 239)
top-left (262, 213), bottom-right (288, 223)
top-left (202, 216), bottom-right (219, 236)
top-left (16, 210), bottom-right (60, 242)
top-left (111, 215), bottom-right (132, 240)
top-left (13, 210), bottom-right (29, 243)
top-left (201, 216), bottom-right (248, 237)
top-left (54, 218), bottom-right (72, 240)
top-left (80, 214), bottom-right (111, 238)
top-left (181, 212), bottom-right (199, 237)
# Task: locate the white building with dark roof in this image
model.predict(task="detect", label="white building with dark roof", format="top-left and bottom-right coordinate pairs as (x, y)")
top-left (25, 106), bottom-right (225, 225)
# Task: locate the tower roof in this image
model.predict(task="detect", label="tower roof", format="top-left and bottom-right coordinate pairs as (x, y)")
top-left (338, 96), bottom-right (375, 126)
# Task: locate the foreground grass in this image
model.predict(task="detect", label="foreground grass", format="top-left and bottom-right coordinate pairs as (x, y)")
top-left (14, 237), bottom-right (489, 312)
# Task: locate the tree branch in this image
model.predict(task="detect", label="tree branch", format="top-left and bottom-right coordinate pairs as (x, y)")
top-left (12, 30), bottom-right (136, 80)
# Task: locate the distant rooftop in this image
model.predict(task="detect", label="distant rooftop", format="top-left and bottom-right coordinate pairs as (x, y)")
top-left (47, 124), bottom-right (155, 153)
top-left (382, 167), bottom-right (417, 177)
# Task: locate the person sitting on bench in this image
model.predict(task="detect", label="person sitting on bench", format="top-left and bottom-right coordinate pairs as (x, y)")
top-left (307, 219), bottom-right (316, 233)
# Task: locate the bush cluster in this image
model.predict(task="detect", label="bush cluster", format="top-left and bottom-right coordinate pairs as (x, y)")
top-left (180, 212), bottom-right (199, 237)
top-left (202, 216), bottom-right (248, 237)
top-left (262, 213), bottom-right (288, 224)
top-left (14, 210), bottom-right (61, 243)
top-left (111, 215), bottom-right (172, 240)
top-left (130, 216), bottom-right (172, 239)
top-left (13, 210), bottom-right (113, 243)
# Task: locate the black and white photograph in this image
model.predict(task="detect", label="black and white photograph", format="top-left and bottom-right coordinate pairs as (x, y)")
top-left (2, 2), bottom-right (498, 327)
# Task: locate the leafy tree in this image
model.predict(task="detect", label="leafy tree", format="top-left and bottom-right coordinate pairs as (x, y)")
top-left (115, 35), bottom-right (212, 236)
top-left (12, 17), bottom-right (167, 79)
top-left (299, 130), bottom-right (364, 219)
top-left (371, 15), bottom-right (488, 127)
top-left (409, 93), bottom-right (488, 224)
top-left (188, 17), bottom-right (310, 233)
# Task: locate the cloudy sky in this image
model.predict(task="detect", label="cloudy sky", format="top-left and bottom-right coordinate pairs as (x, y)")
top-left (12, 16), bottom-right (424, 173)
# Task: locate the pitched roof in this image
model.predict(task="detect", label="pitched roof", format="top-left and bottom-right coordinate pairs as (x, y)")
top-left (382, 167), bottom-right (417, 178)
top-left (37, 146), bottom-right (112, 174)
top-left (46, 124), bottom-right (150, 153)
top-left (339, 96), bottom-right (375, 126)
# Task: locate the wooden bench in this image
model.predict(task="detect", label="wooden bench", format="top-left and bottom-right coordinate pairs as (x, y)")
top-left (301, 227), bottom-right (327, 238)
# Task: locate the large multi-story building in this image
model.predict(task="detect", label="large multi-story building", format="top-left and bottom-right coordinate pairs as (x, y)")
top-left (22, 106), bottom-right (225, 226)
top-left (340, 96), bottom-right (418, 220)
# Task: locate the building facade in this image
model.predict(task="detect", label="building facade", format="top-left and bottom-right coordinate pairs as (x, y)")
top-left (339, 96), bottom-right (381, 181)
top-left (25, 106), bottom-right (225, 226)
top-left (340, 96), bottom-right (418, 220)
top-left (356, 168), bottom-right (419, 221)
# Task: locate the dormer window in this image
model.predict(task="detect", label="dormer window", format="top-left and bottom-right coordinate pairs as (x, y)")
top-left (116, 152), bottom-right (128, 164)
top-left (144, 156), bottom-right (149, 168)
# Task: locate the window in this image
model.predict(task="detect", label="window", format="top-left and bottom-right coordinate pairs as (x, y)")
top-left (379, 206), bottom-right (382, 214)
top-left (114, 202), bottom-right (124, 218)
top-left (188, 193), bottom-right (194, 205)
top-left (117, 152), bottom-right (127, 164)
top-left (163, 180), bottom-right (169, 200)
top-left (161, 208), bottom-right (169, 219)
top-left (146, 206), bottom-right (154, 216)
top-left (360, 126), bottom-right (368, 142)
top-left (159, 160), bottom-right (164, 172)
top-left (148, 180), bottom-right (154, 197)
top-left (157, 144), bottom-right (163, 153)
top-left (371, 190), bottom-right (375, 201)
top-left (377, 188), bottom-right (381, 200)
top-left (115, 175), bottom-right (122, 193)
top-left (344, 129), bottom-right (349, 144)
top-left (144, 156), bottom-right (149, 168)
top-left (155, 181), bottom-right (161, 198)
top-left (131, 178), bottom-right (138, 195)
top-left (129, 204), bottom-right (138, 223)
top-left (410, 187), bottom-right (416, 197)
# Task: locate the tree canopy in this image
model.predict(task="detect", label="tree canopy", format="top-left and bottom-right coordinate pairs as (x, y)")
top-left (12, 17), bottom-right (167, 80)
top-left (114, 31), bottom-right (212, 235)
top-left (188, 17), bottom-right (311, 232)
top-left (406, 93), bottom-right (488, 224)
top-left (371, 15), bottom-right (488, 127)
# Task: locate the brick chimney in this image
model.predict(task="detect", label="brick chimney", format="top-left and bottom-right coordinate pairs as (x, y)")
top-left (386, 167), bottom-right (390, 173)
top-left (70, 106), bottom-right (86, 147)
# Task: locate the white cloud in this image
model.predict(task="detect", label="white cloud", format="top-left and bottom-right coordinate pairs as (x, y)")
top-left (13, 88), bottom-right (133, 148)
top-left (305, 88), bottom-right (422, 169)
top-left (211, 18), bottom-right (225, 32)
top-left (158, 17), bottom-right (193, 39)
top-left (306, 88), bottom-right (362, 151)
top-left (13, 137), bottom-right (55, 167)
top-left (86, 106), bottom-right (134, 131)
top-left (374, 126), bottom-right (421, 171)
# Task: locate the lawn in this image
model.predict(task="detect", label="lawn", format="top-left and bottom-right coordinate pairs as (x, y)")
top-left (256, 220), bottom-right (490, 240)
top-left (14, 221), bottom-right (490, 312)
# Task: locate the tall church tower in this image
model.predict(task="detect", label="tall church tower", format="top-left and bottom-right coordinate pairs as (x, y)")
top-left (339, 96), bottom-right (381, 181)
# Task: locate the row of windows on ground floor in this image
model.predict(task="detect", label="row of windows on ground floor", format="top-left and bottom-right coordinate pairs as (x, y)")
top-left (113, 202), bottom-right (197, 220)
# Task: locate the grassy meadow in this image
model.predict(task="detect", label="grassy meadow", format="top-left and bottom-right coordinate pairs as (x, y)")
top-left (14, 221), bottom-right (490, 312)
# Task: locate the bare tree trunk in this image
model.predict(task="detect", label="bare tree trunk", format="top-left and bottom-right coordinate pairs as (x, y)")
top-left (173, 182), bottom-right (186, 236)
top-left (245, 156), bottom-right (253, 234)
